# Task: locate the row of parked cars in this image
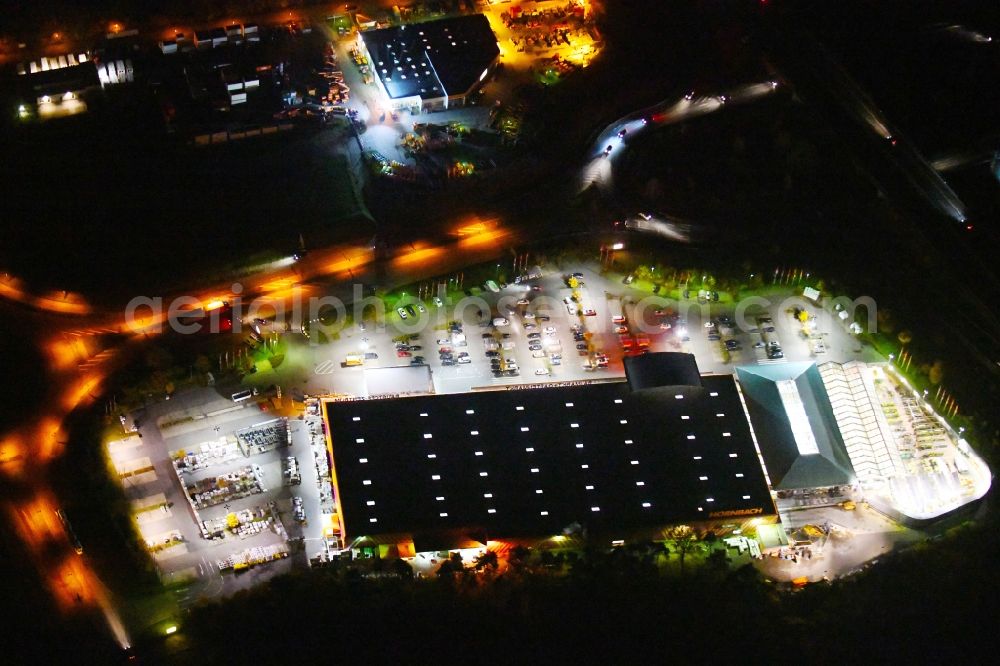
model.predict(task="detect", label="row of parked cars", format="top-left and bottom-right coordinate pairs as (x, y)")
top-left (758, 316), bottom-right (784, 359)
top-left (437, 320), bottom-right (471, 366)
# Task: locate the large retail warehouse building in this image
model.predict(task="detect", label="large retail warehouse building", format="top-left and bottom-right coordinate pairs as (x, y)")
top-left (321, 353), bottom-right (990, 555)
top-left (322, 354), bottom-right (775, 551)
top-left (356, 14), bottom-right (500, 112)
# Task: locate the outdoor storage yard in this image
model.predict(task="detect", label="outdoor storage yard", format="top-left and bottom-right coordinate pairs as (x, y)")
top-left (107, 390), bottom-right (337, 605)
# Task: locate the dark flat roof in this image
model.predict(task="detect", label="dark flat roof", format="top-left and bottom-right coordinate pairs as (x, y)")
top-left (361, 14), bottom-right (498, 100)
top-left (324, 376), bottom-right (773, 542)
top-left (624, 352), bottom-right (703, 391)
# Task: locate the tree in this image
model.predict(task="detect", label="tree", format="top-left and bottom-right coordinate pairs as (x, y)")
top-left (509, 545), bottom-right (530, 570)
top-left (474, 551), bottom-right (498, 571)
top-left (706, 548), bottom-right (729, 575)
top-left (390, 558), bottom-right (413, 578)
top-left (929, 360), bottom-right (944, 385)
top-left (663, 525), bottom-right (698, 576)
top-left (436, 551), bottom-right (465, 578)
top-left (194, 354), bottom-right (212, 375)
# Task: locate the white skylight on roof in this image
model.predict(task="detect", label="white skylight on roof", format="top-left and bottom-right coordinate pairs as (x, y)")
top-left (776, 379), bottom-right (820, 455)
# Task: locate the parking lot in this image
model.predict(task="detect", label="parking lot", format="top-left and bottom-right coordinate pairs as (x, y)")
top-left (259, 263), bottom-right (882, 400)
